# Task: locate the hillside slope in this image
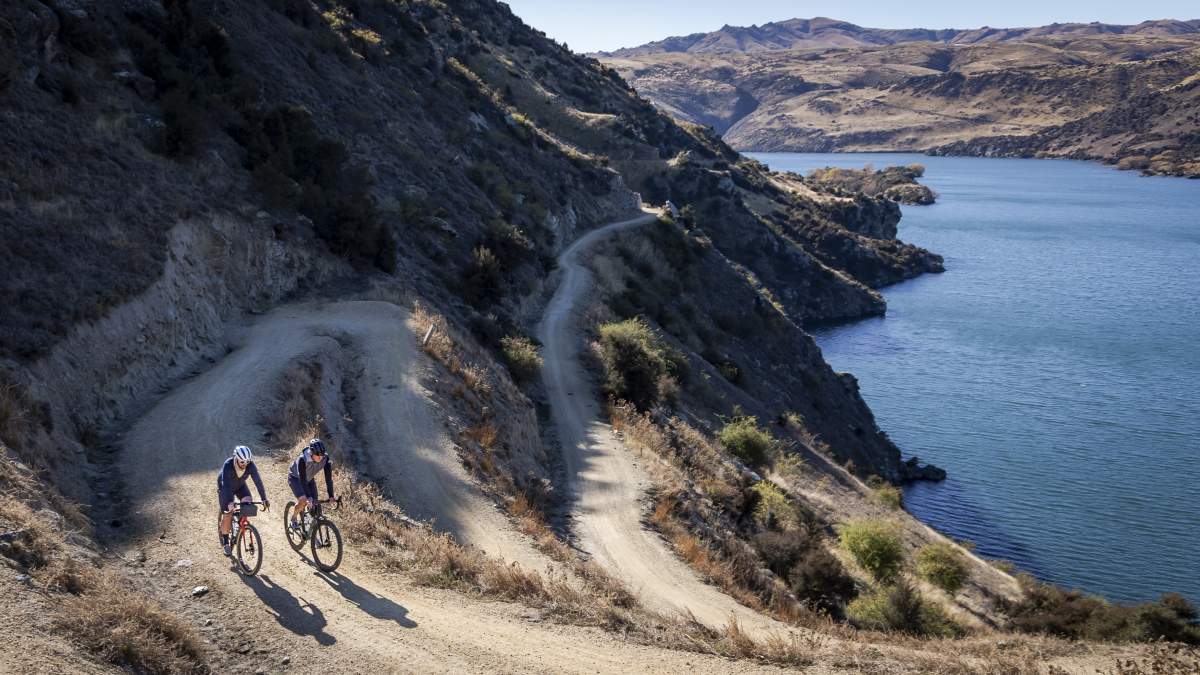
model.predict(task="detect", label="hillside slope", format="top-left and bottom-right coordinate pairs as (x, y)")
top-left (3, 1), bottom-right (1196, 672)
top-left (601, 23), bottom-right (1200, 177)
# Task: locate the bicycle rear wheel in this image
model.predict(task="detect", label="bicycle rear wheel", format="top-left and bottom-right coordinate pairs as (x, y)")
top-left (310, 519), bottom-right (343, 572)
top-left (237, 523), bottom-right (263, 576)
top-left (283, 501), bottom-right (305, 552)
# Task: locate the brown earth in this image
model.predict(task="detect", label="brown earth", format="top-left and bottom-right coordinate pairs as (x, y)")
top-left (601, 25), bottom-right (1200, 177)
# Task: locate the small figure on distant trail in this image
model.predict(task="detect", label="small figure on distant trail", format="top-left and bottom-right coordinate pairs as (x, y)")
top-left (287, 438), bottom-right (335, 534)
top-left (218, 445), bottom-right (270, 556)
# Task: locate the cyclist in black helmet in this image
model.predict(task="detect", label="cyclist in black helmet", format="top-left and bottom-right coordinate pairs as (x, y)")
top-left (287, 438), bottom-right (335, 533)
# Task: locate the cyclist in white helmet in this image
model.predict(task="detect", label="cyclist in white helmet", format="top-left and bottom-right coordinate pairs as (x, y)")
top-left (217, 445), bottom-right (269, 556)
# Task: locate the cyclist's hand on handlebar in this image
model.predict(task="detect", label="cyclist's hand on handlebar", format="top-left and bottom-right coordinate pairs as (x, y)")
top-left (262, 499), bottom-right (271, 512)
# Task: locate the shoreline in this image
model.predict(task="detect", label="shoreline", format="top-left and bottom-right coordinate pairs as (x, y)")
top-left (743, 148), bottom-right (1200, 179)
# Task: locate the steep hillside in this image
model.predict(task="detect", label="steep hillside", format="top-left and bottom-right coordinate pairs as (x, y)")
top-left (1, 0), bottom-right (940, 504)
top-left (601, 25), bottom-right (1200, 177)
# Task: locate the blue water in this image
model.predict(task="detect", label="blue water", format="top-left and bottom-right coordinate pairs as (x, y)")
top-left (750, 152), bottom-right (1200, 605)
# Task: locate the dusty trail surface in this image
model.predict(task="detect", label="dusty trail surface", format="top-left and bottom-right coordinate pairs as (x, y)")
top-left (537, 213), bottom-right (794, 638)
top-left (110, 298), bottom-right (784, 673)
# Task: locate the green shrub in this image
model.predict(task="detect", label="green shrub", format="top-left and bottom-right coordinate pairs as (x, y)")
top-left (717, 416), bottom-right (773, 466)
top-left (788, 546), bottom-right (857, 617)
top-left (838, 519), bottom-right (904, 582)
top-left (847, 580), bottom-right (962, 637)
top-left (1005, 577), bottom-right (1200, 644)
top-left (749, 481), bottom-right (799, 531)
top-left (596, 318), bottom-right (676, 409)
top-left (500, 336), bottom-right (542, 384)
top-left (916, 543), bottom-right (969, 593)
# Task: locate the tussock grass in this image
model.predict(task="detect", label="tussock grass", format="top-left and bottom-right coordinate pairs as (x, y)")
top-left (0, 452), bottom-right (208, 673)
top-left (53, 571), bottom-right (209, 674)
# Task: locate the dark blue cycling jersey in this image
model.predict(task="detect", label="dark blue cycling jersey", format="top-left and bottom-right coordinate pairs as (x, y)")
top-left (217, 457), bottom-right (267, 508)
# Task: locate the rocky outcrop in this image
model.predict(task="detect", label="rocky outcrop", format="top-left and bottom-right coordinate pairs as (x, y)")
top-left (883, 183), bottom-right (936, 205)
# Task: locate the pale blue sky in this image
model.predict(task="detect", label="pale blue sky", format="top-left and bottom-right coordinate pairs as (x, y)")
top-left (502, 0), bottom-right (1199, 53)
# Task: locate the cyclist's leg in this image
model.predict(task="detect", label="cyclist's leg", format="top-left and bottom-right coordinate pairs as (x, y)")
top-left (304, 479), bottom-right (319, 510)
top-left (287, 473), bottom-right (307, 525)
top-left (218, 485), bottom-right (234, 536)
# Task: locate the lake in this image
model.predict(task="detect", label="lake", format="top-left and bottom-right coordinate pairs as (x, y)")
top-left (749, 152), bottom-right (1200, 605)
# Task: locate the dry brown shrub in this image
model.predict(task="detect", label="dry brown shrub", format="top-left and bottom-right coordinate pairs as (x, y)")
top-left (411, 301), bottom-right (457, 369)
top-left (464, 423), bottom-right (499, 449)
top-left (54, 572), bottom-right (209, 674)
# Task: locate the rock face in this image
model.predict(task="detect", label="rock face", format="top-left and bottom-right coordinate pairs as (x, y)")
top-left (600, 24), bottom-right (1200, 177)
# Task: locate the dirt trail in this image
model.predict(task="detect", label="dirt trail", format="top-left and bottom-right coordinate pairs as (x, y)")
top-left (537, 213), bottom-right (795, 638)
top-left (110, 298), bottom-right (793, 672)
top-left (117, 301), bottom-right (546, 571)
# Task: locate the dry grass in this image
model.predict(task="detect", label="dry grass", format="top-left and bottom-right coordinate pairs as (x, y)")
top-left (53, 571), bottom-right (209, 674)
top-left (332, 465), bottom-right (831, 667)
top-left (0, 451), bottom-right (208, 673)
top-left (412, 301), bottom-right (491, 397)
top-left (463, 423), bottom-right (499, 449)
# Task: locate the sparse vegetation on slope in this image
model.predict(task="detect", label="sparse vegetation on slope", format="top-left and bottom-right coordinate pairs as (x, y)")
top-left (839, 519), bottom-right (905, 583)
top-left (595, 318), bottom-right (683, 410)
top-left (1003, 575), bottom-right (1200, 645)
top-left (916, 543), bottom-right (970, 594)
top-left (0, 453), bottom-right (208, 674)
top-left (847, 580), bottom-right (963, 638)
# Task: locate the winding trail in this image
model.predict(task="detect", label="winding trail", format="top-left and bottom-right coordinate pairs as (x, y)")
top-left (111, 298), bottom-right (788, 672)
top-left (538, 212), bottom-right (792, 637)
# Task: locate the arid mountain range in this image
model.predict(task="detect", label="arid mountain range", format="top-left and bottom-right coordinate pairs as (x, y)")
top-left (599, 18), bottom-right (1200, 176)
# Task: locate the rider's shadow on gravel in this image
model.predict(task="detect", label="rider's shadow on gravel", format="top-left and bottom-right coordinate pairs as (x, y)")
top-left (317, 571), bottom-right (417, 628)
top-left (241, 574), bottom-right (337, 645)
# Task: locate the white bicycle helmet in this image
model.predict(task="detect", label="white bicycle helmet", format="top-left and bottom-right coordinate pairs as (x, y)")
top-left (233, 445), bottom-right (253, 463)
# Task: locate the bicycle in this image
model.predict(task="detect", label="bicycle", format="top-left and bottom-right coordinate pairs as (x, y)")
top-left (217, 501), bottom-right (265, 576)
top-left (283, 497), bottom-right (343, 572)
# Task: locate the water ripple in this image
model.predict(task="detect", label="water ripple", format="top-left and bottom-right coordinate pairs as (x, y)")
top-left (752, 152), bottom-right (1200, 605)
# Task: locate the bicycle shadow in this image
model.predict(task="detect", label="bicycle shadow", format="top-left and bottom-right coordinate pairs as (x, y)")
top-left (240, 574), bottom-right (337, 646)
top-left (316, 570), bottom-right (417, 628)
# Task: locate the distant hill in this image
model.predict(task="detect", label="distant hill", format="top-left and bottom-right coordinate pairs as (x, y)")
top-left (603, 16), bottom-right (1200, 56)
top-left (599, 19), bottom-right (1200, 177)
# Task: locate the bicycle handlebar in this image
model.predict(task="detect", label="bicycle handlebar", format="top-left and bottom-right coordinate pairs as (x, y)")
top-left (226, 501), bottom-right (269, 513)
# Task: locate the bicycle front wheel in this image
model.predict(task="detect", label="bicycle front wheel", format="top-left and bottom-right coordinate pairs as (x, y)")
top-left (237, 523), bottom-right (263, 576)
top-left (310, 519), bottom-right (343, 573)
top-left (283, 501), bottom-right (305, 552)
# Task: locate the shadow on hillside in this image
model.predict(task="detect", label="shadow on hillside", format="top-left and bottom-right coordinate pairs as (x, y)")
top-left (241, 574), bottom-right (336, 645)
top-left (317, 570), bottom-right (418, 628)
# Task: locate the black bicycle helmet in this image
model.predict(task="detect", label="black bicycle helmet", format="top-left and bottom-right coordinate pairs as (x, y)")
top-left (308, 438), bottom-right (327, 457)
